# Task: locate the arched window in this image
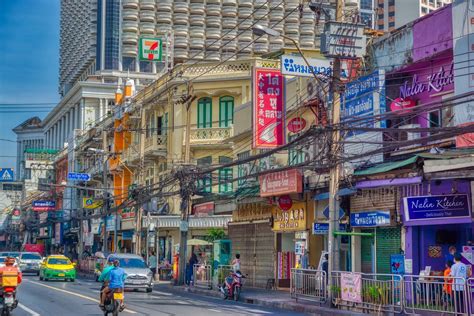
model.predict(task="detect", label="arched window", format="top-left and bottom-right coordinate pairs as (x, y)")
top-left (197, 97), bottom-right (212, 128)
top-left (219, 96), bottom-right (234, 127)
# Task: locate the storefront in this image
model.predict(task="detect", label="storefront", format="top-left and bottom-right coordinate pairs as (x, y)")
top-left (228, 201), bottom-right (274, 288)
top-left (273, 201), bottom-right (308, 288)
top-left (350, 187), bottom-right (402, 274)
top-left (403, 180), bottom-right (473, 275)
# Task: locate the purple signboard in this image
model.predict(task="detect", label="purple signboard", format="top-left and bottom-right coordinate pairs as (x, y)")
top-left (403, 194), bottom-right (472, 226)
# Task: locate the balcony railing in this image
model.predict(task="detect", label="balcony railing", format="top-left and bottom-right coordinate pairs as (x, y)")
top-left (144, 134), bottom-right (167, 157)
top-left (121, 144), bottom-right (141, 165)
top-left (187, 127), bottom-right (234, 145)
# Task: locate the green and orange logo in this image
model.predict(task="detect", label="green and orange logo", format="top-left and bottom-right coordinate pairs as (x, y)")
top-left (139, 37), bottom-right (162, 62)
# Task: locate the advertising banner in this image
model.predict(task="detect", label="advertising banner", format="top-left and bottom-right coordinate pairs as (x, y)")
top-left (253, 68), bottom-right (285, 148)
top-left (32, 200), bottom-right (56, 212)
top-left (82, 197), bottom-right (103, 209)
top-left (403, 194), bottom-right (471, 225)
top-left (341, 272), bottom-right (362, 303)
top-left (192, 201), bottom-right (215, 217)
top-left (259, 169), bottom-right (302, 197)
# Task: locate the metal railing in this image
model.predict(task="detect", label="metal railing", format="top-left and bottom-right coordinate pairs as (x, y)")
top-left (290, 269), bottom-right (327, 303)
top-left (403, 275), bottom-right (468, 315)
top-left (215, 265), bottom-right (234, 288)
top-left (193, 264), bottom-right (212, 289)
top-left (187, 127), bottom-right (234, 144)
top-left (331, 271), bottom-right (403, 314)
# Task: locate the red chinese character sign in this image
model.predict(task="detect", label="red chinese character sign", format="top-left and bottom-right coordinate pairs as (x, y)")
top-left (253, 68), bottom-right (286, 148)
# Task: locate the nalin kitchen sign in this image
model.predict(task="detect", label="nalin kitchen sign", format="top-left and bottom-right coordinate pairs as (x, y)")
top-left (403, 194), bottom-right (471, 225)
top-left (400, 64), bottom-right (454, 99)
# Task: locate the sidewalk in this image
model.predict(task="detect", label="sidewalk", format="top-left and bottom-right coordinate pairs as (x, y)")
top-left (167, 284), bottom-right (364, 316)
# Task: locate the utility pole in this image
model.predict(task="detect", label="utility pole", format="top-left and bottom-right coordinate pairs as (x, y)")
top-left (328, 0), bottom-right (343, 300)
top-left (177, 83), bottom-right (194, 285)
top-left (102, 130), bottom-right (109, 253)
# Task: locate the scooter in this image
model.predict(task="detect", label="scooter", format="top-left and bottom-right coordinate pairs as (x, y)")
top-left (102, 289), bottom-right (125, 316)
top-left (219, 272), bottom-right (245, 301)
top-left (0, 287), bottom-right (18, 316)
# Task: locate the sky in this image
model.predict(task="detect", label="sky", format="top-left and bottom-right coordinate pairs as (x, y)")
top-left (0, 0), bottom-right (59, 172)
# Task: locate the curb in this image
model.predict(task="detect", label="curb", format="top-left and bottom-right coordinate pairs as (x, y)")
top-left (169, 285), bottom-right (363, 316)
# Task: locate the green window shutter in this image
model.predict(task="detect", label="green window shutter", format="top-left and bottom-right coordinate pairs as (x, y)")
top-left (219, 168), bottom-right (233, 193)
top-left (198, 97), bottom-right (212, 128)
top-left (219, 96), bottom-right (234, 127)
top-left (197, 100), bottom-right (202, 128)
top-left (376, 227), bottom-right (401, 274)
top-left (164, 112), bottom-right (168, 135)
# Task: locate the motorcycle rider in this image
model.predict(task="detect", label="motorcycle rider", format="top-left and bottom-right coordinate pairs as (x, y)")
top-left (0, 257), bottom-right (22, 301)
top-left (98, 258), bottom-right (115, 308)
top-left (101, 259), bottom-right (127, 311)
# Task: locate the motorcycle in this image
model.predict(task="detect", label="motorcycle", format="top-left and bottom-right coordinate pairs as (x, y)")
top-left (219, 271), bottom-right (245, 301)
top-left (102, 289), bottom-right (125, 316)
top-left (0, 287), bottom-right (18, 316)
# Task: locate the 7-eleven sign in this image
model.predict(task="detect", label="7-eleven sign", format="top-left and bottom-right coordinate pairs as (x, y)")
top-left (138, 37), bottom-right (162, 62)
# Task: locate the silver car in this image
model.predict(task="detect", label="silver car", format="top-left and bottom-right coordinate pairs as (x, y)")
top-left (106, 254), bottom-right (153, 293)
top-left (19, 252), bottom-right (43, 275)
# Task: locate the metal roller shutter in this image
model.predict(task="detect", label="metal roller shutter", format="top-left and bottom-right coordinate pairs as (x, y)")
top-left (376, 227), bottom-right (401, 274)
top-left (229, 222), bottom-right (274, 288)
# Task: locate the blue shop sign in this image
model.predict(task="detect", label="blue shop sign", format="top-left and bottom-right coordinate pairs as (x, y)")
top-left (350, 210), bottom-right (391, 227)
top-left (403, 194), bottom-right (471, 224)
top-left (313, 222), bottom-right (347, 235)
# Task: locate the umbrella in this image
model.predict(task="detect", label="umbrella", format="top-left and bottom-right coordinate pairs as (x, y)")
top-left (186, 239), bottom-right (212, 246)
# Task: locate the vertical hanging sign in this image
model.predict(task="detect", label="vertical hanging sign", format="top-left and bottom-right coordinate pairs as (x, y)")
top-left (253, 68), bottom-right (286, 148)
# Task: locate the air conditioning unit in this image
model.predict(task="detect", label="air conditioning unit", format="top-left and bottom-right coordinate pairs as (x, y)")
top-left (399, 124), bottom-right (421, 141)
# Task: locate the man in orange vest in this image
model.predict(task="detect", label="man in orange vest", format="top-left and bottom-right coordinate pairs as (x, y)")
top-left (0, 257), bottom-right (22, 284)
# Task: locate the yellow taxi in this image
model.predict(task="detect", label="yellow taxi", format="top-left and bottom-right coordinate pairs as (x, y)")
top-left (39, 255), bottom-right (76, 282)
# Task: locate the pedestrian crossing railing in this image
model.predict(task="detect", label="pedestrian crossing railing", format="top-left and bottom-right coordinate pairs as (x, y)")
top-left (403, 275), bottom-right (468, 315)
top-left (193, 264), bottom-right (212, 290)
top-left (290, 269), bottom-right (327, 303)
top-left (331, 271), bottom-right (403, 314)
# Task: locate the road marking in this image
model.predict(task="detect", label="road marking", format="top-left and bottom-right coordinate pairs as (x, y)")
top-left (26, 280), bottom-right (137, 314)
top-left (152, 290), bottom-right (172, 296)
top-left (18, 303), bottom-right (41, 316)
top-left (207, 308), bottom-right (222, 313)
top-left (175, 300), bottom-right (188, 305)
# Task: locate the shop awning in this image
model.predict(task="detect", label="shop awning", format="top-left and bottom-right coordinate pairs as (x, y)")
top-left (354, 156), bottom-right (418, 176)
top-left (154, 215), bottom-right (232, 229)
top-left (314, 188), bottom-right (357, 201)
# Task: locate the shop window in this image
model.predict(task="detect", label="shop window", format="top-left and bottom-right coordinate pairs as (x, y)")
top-left (219, 96), bottom-right (234, 127)
top-left (197, 97), bottom-right (212, 128)
top-left (218, 156), bottom-right (233, 193)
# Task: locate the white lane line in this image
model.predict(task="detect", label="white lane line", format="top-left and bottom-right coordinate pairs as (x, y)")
top-left (175, 300), bottom-right (188, 305)
top-left (152, 290), bottom-right (172, 296)
top-left (207, 308), bottom-right (222, 313)
top-left (18, 303), bottom-right (41, 316)
top-left (26, 280), bottom-right (137, 314)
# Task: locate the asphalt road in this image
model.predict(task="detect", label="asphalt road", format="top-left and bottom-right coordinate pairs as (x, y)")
top-left (11, 275), bottom-right (307, 315)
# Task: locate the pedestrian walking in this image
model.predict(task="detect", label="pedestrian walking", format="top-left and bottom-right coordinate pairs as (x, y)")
top-left (443, 260), bottom-right (453, 308)
top-left (450, 254), bottom-right (467, 314)
top-left (149, 251), bottom-right (157, 278)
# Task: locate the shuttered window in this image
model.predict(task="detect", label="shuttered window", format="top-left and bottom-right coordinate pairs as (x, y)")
top-left (219, 96), bottom-right (234, 127)
top-left (197, 97), bottom-right (212, 128)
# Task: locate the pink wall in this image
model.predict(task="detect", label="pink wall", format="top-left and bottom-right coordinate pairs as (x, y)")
top-left (412, 5), bottom-right (452, 63)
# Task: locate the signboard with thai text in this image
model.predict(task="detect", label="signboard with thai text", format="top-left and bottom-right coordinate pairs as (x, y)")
top-left (259, 169), bottom-right (302, 197)
top-left (321, 22), bottom-right (367, 59)
top-left (281, 55), bottom-right (332, 78)
top-left (32, 200), bottom-right (56, 212)
top-left (192, 201), bottom-right (215, 217)
top-left (403, 194), bottom-right (471, 225)
top-left (342, 70), bottom-right (385, 167)
top-left (350, 210), bottom-right (391, 227)
top-left (341, 272), bottom-right (363, 303)
top-left (272, 202), bottom-right (306, 232)
top-left (252, 68), bottom-right (286, 148)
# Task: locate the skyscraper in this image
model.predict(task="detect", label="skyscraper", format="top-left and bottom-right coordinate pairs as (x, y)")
top-left (376, 0), bottom-right (452, 32)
